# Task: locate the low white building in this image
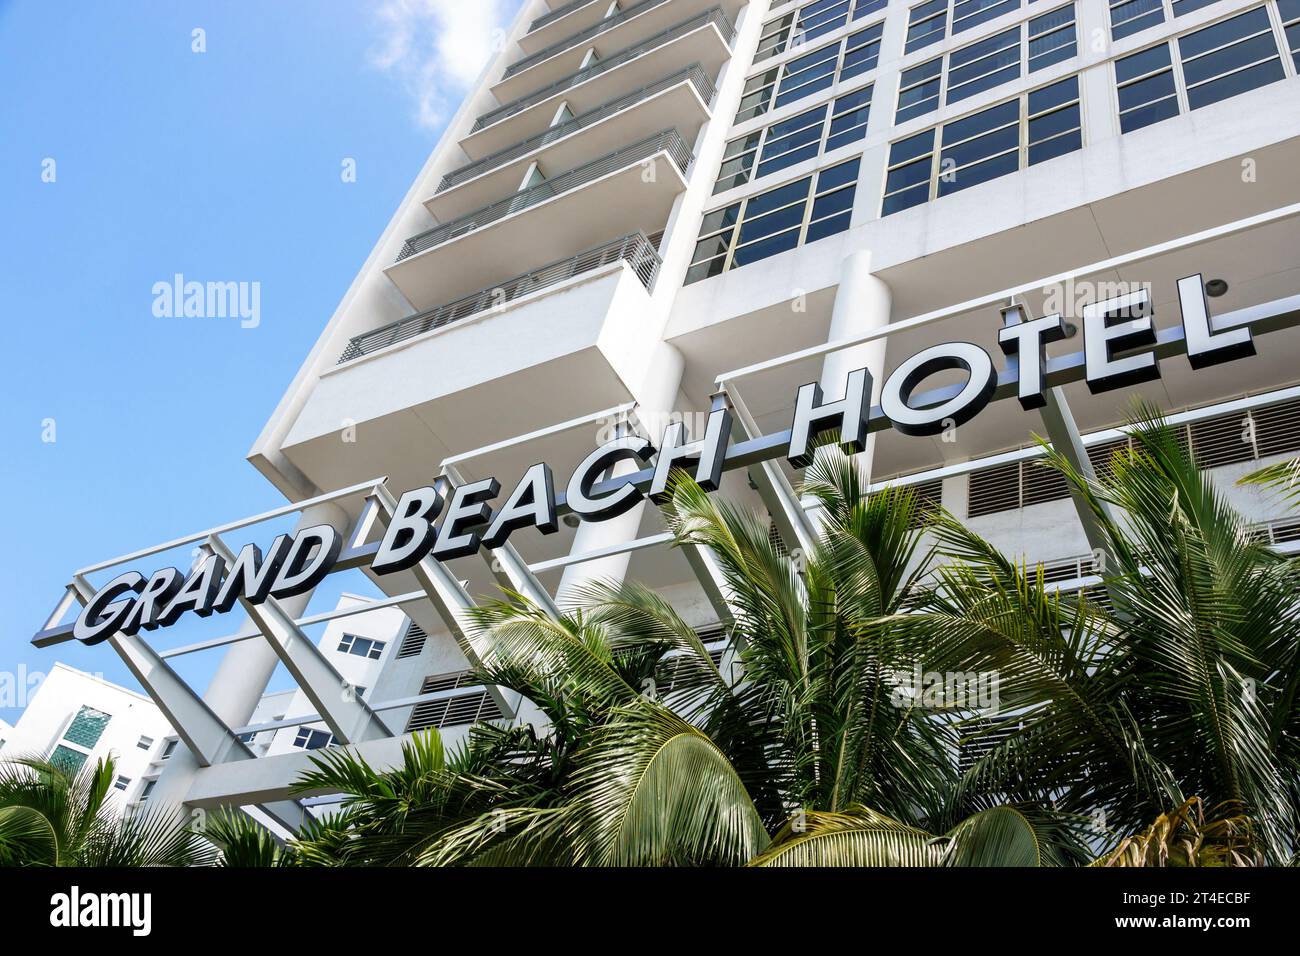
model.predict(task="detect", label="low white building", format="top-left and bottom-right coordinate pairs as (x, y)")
top-left (0, 663), bottom-right (172, 811)
top-left (7, 596), bottom-right (405, 821)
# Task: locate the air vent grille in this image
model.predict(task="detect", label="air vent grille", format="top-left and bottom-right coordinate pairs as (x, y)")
top-left (396, 621), bottom-right (428, 659)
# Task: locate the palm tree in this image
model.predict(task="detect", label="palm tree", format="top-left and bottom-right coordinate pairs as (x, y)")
top-left (908, 404), bottom-right (1300, 864)
top-left (277, 409), bottom-right (1299, 865)
top-left (284, 452), bottom-right (1084, 866)
top-left (0, 753), bottom-right (211, 866)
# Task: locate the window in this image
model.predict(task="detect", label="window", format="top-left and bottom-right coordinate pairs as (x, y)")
top-left (897, 57), bottom-right (944, 122)
top-left (1116, 43), bottom-right (1178, 131)
top-left (884, 76), bottom-right (1081, 215)
top-left (1282, 0), bottom-right (1300, 68)
top-left (688, 159), bottom-right (860, 283)
top-left (953, 0), bottom-right (1021, 34)
top-left (737, 23), bottom-right (883, 122)
top-left (755, 0), bottom-right (887, 62)
top-left (1109, 0), bottom-right (1260, 41)
top-left (63, 706), bottom-right (111, 749)
top-left (293, 727), bottom-right (335, 751)
top-left (237, 731), bottom-right (260, 746)
top-left (140, 780), bottom-right (156, 801)
top-left (1029, 5), bottom-right (1078, 71)
top-left (716, 87), bottom-right (871, 193)
top-left (50, 745), bottom-right (88, 775)
top-left (161, 739), bottom-right (178, 759)
top-left (113, 775), bottom-right (131, 792)
top-left (338, 633), bottom-right (386, 660)
top-left (907, 0), bottom-right (948, 51)
top-left (907, 0), bottom-right (1024, 52)
top-left (948, 26), bottom-right (1021, 103)
top-left (1179, 7), bottom-right (1285, 110)
top-left (1116, 8), bottom-right (1288, 134)
top-left (895, 7), bottom-right (1077, 122)
top-left (1109, 0), bottom-right (1164, 40)
top-left (136, 735), bottom-right (154, 751)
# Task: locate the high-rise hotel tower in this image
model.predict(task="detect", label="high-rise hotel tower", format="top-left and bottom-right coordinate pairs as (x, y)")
top-left (33, 0), bottom-right (1300, 828)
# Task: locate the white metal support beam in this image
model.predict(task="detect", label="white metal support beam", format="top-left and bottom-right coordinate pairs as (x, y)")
top-left (206, 534), bottom-right (393, 745)
top-left (723, 384), bottom-right (819, 559)
top-left (65, 578), bottom-right (308, 834)
top-left (367, 485), bottom-right (526, 722)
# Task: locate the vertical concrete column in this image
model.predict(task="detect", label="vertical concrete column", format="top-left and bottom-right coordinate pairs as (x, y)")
top-left (556, 342), bottom-right (687, 605)
top-left (1076, 0), bottom-right (1119, 150)
top-left (818, 249), bottom-right (892, 480)
top-left (148, 498), bottom-right (351, 812)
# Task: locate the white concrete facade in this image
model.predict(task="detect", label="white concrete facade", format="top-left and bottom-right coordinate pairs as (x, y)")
top-left (0, 664), bottom-right (172, 814)
top-left (30, 0), bottom-right (1300, 823)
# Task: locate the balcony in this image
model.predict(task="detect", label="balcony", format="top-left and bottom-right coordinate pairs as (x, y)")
top-left (386, 129), bottom-right (690, 311)
top-left (464, 7), bottom-right (735, 159)
top-left (339, 233), bottom-right (661, 364)
top-left (494, 0), bottom-right (744, 105)
top-left (284, 251), bottom-right (671, 498)
top-left (430, 65), bottom-right (714, 221)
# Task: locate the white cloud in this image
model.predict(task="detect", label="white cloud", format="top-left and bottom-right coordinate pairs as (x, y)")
top-left (369, 0), bottom-right (515, 131)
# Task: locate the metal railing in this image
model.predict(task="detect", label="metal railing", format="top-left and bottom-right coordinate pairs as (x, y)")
top-left (505, 0), bottom-right (672, 79)
top-left (528, 0), bottom-right (604, 34)
top-left (396, 129), bottom-right (691, 261)
top-left (438, 64), bottom-right (715, 193)
top-left (340, 232), bottom-right (662, 364)
top-left (471, 7), bottom-right (736, 133)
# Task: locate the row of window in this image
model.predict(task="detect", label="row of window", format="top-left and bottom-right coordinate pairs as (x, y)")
top-left (757, 0), bottom-right (887, 62)
top-left (698, 4), bottom-right (1293, 278)
top-left (907, 0), bottom-right (1028, 52)
top-left (737, 22), bottom-right (883, 123)
top-left (884, 74), bottom-right (1082, 214)
top-left (1112, 0), bottom-right (1229, 42)
top-left (716, 86), bottom-right (871, 192)
top-left (1116, 5), bottom-right (1292, 133)
top-left (686, 158), bottom-right (861, 283)
top-left (898, 4), bottom-right (1077, 123)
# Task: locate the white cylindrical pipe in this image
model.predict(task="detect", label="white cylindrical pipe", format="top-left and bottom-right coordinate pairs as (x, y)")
top-left (556, 343), bottom-right (686, 605)
top-left (819, 249), bottom-right (892, 480)
top-left (148, 498), bottom-right (351, 814)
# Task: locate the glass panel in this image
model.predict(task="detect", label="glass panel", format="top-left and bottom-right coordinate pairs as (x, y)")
top-left (732, 229), bottom-right (802, 266)
top-left (51, 745), bottom-right (89, 775)
top-left (938, 149), bottom-right (1019, 194)
top-left (64, 706), bottom-right (111, 749)
top-left (1029, 75), bottom-right (1079, 113)
top-left (953, 0), bottom-right (1020, 34)
top-left (1116, 42), bottom-right (1173, 83)
top-left (1110, 0), bottom-right (1165, 40)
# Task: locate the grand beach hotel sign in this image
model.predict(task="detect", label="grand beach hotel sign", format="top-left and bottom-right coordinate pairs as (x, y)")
top-left (57, 270), bottom-right (1268, 647)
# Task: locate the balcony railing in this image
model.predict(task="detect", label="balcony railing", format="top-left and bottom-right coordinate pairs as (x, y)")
top-left (528, 0), bottom-right (604, 34)
top-left (472, 7), bottom-right (736, 133)
top-left (340, 232), bottom-right (662, 364)
top-left (438, 64), bottom-right (716, 194)
top-left (397, 129), bottom-right (691, 262)
top-left (504, 0), bottom-right (672, 80)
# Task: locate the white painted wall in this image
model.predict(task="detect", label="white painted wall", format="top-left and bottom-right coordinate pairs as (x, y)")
top-left (0, 663), bottom-right (172, 815)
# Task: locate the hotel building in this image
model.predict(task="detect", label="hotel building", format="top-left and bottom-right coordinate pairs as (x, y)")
top-left (29, 0), bottom-right (1300, 832)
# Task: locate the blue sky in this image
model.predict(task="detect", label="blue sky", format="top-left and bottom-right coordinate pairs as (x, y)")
top-left (0, 0), bottom-right (521, 722)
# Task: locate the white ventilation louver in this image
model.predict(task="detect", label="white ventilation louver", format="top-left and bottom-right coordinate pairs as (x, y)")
top-left (405, 670), bottom-right (504, 732)
top-left (396, 621), bottom-right (428, 659)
